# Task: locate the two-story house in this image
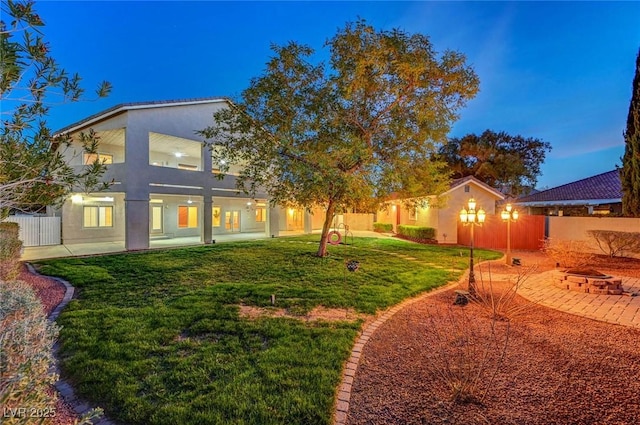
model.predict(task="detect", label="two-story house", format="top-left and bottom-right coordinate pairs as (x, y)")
top-left (53, 98), bottom-right (312, 251)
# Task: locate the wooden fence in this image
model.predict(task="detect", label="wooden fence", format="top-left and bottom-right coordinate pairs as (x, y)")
top-left (457, 214), bottom-right (545, 250)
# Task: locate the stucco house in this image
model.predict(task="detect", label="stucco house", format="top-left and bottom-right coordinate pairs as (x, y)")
top-left (50, 98), bottom-right (312, 251)
top-left (514, 170), bottom-right (622, 216)
top-left (375, 175), bottom-right (505, 244)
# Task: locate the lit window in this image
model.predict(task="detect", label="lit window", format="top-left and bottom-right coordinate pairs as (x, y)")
top-left (255, 208), bottom-right (266, 222)
top-left (178, 206), bottom-right (198, 228)
top-left (84, 153), bottom-right (113, 165)
top-left (212, 207), bottom-right (221, 227)
top-left (83, 206), bottom-right (113, 228)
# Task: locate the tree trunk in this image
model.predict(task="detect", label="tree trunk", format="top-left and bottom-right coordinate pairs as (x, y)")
top-left (316, 200), bottom-right (337, 257)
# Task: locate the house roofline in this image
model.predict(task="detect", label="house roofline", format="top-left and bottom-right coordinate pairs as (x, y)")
top-left (443, 176), bottom-right (505, 200)
top-left (55, 97), bottom-right (231, 135)
top-left (516, 169), bottom-right (620, 203)
top-left (514, 198), bottom-right (621, 208)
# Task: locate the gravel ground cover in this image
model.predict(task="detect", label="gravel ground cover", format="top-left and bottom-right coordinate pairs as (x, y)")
top-left (347, 252), bottom-right (640, 425)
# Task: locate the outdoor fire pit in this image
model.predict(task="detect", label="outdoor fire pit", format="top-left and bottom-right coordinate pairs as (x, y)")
top-left (552, 268), bottom-right (624, 295)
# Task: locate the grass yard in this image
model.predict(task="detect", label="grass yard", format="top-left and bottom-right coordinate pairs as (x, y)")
top-left (37, 236), bottom-right (500, 425)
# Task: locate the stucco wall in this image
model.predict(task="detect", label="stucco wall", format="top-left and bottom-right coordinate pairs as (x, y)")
top-left (437, 183), bottom-right (500, 244)
top-left (61, 193), bottom-right (126, 244)
top-left (341, 213), bottom-right (374, 231)
top-left (212, 197), bottom-right (267, 234)
top-left (310, 208), bottom-right (326, 230)
top-left (374, 181), bottom-right (502, 244)
top-left (548, 216), bottom-right (640, 258)
top-left (375, 206), bottom-right (397, 229)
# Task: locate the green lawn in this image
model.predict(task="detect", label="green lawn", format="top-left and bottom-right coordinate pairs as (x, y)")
top-left (37, 236), bottom-right (500, 425)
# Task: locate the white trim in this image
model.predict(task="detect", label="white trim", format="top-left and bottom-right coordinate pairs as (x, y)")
top-left (442, 178), bottom-right (505, 200)
top-left (211, 187), bottom-right (242, 192)
top-left (149, 183), bottom-right (203, 190)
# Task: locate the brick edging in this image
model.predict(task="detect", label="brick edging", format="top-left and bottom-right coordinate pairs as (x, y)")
top-left (332, 273), bottom-right (468, 425)
top-left (25, 263), bottom-right (115, 425)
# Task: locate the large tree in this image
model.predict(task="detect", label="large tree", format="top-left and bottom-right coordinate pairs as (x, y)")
top-left (200, 20), bottom-right (479, 256)
top-left (0, 0), bottom-right (111, 216)
top-left (438, 129), bottom-right (551, 196)
top-left (621, 47), bottom-right (640, 217)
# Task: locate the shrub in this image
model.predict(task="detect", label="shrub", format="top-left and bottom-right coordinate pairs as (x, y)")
top-left (422, 266), bottom-right (532, 404)
top-left (397, 225), bottom-right (436, 241)
top-left (541, 238), bottom-right (595, 269)
top-left (422, 300), bottom-right (511, 404)
top-left (0, 222), bottom-right (22, 280)
top-left (373, 222), bottom-right (393, 233)
top-left (587, 230), bottom-right (640, 258)
top-left (0, 221), bottom-right (19, 237)
top-left (0, 280), bottom-right (59, 423)
top-left (472, 263), bottom-right (535, 322)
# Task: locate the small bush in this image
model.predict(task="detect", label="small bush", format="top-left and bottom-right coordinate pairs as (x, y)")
top-left (0, 222), bottom-right (22, 280)
top-left (542, 238), bottom-right (595, 269)
top-left (472, 264), bottom-right (535, 322)
top-left (587, 230), bottom-right (640, 258)
top-left (373, 222), bottom-right (393, 233)
top-left (397, 225), bottom-right (436, 241)
top-left (0, 280), bottom-right (60, 424)
top-left (0, 221), bottom-right (20, 238)
top-left (422, 301), bottom-right (511, 404)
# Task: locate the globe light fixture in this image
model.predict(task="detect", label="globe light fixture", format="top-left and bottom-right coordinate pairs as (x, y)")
top-left (459, 198), bottom-right (486, 295)
top-left (501, 203), bottom-right (519, 265)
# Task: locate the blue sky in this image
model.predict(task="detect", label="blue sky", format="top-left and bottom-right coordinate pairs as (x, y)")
top-left (36, 1), bottom-right (640, 189)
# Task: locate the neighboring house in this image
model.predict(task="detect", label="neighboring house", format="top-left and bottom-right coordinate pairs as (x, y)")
top-left (514, 170), bottom-right (622, 216)
top-left (50, 98), bottom-right (312, 250)
top-left (375, 175), bottom-right (505, 244)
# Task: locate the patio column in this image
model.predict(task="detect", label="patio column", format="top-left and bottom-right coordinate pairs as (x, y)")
top-left (304, 210), bottom-right (313, 234)
top-left (123, 123), bottom-right (151, 251)
top-left (267, 206), bottom-right (280, 238)
top-left (125, 198), bottom-right (150, 250)
top-left (203, 197), bottom-right (213, 243)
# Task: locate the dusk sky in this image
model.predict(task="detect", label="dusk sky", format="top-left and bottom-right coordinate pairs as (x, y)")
top-left (36, 1), bottom-right (640, 189)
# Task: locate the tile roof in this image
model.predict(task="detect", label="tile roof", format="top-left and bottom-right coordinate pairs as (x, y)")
top-left (55, 97), bottom-right (230, 134)
top-left (516, 170), bottom-right (621, 204)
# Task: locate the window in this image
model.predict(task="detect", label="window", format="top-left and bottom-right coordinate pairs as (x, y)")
top-left (151, 206), bottom-right (163, 232)
top-left (178, 206), bottom-right (198, 228)
top-left (84, 153), bottom-right (113, 165)
top-left (255, 208), bottom-right (266, 222)
top-left (464, 184), bottom-right (470, 193)
top-left (83, 206), bottom-right (113, 228)
top-left (225, 211), bottom-right (240, 231)
top-left (212, 207), bottom-right (221, 227)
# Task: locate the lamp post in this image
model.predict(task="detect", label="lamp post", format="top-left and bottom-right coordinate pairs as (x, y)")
top-left (500, 203), bottom-right (519, 265)
top-left (459, 198), bottom-right (486, 296)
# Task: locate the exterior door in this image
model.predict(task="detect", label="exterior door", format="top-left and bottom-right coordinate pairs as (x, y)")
top-left (151, 205), bottom-right (163, 235)
top-left (288, 209), bottom-right (304, 231)
top-left (225, 211), bottom-right (240, 232)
